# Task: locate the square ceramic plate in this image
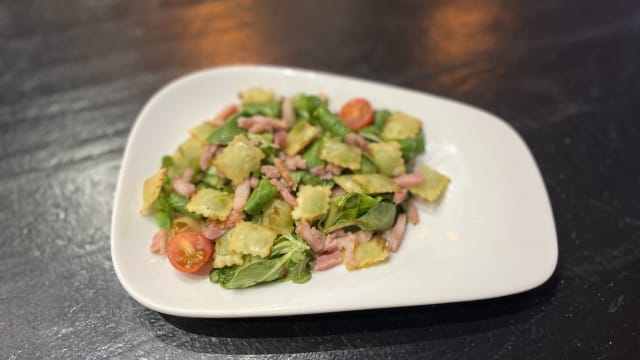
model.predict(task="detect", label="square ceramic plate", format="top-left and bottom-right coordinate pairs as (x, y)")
top-left (111, 65), bottom-right (557, 318)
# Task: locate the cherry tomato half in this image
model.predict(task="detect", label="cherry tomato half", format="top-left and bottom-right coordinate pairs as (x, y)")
top-left (166, 231), bottom-right (213, 273)
top-left (339, 98), bottom-right (374, 131)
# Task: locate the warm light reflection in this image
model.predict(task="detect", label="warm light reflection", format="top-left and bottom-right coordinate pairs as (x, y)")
top-left (164, 0), bottom-right (277, 67)
top-left (423, 0), bottom-right (505, 63)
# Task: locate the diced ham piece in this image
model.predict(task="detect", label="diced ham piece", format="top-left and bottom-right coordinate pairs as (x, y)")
top-left (393, 189), bottom-right (409, 204)
top-left (249, 176), bottom-right (260, 189)
top-left (327, 231), bottom-right (372, 268)
top-left (182, 168), bottom-right (194, 181)
top-left (326, 163), bottom-right (342, 176)
top-left (172, 168), bottom-right (196, 198)
top-left (310, 164), bottom-right (342, 180)
top-left (310, 166), bottom-right (325, 177)
top-left (261, 165), bottom-right (280, 179)
top-left (274, 130), bottom-right (287, 147)
top-left (211, 104), bottom-right (238, 125)
top-left (172, 178), bottom-right (196, 198)
top-left (225, 212), bottom-right (243, 227)
top-left (386, 213), bottom-right (407, 252)
top-left (314, 230), bottom-right (373, 268)
top-left (313, 251), bottom-right (343, 271)
top-left (283, 154), bottom-right (307, 170)
top-left (407, 202), bottom-right (420, 225)
top-left (214, 146), bottom-right (225, 158)
top-left (331, 186), bottom-right (346, 198)
top-left (200, 144), bottom-right (217, 171)
top-left (232, 179), bottom-right (251, 211)
top-left (237, 116), bottom-right (288, 133)
top-left (274, 158), bottom-right (296, 189)
top-left (282, 97), bottom-right (296, 128)
top-left (341, 234), bottom-right (357, 267)
top-left (344, 133), bottom-right (370, 154)
top-left (323, 230), bottom-right (346, 253)
top-left (226, 179), bottom-right (251, 225)
top-left (352, 231), bottom-right (373, 244)
top-left (270, 179), bottom-right (298, 207)
top-left (203, 221), bottom-right (229, 240)
top-left (393, 173), bottom-right (425, 188)
top-left (150, 230), bottom-right (168, 254)
top-left (317, 93), bottom-right (328, 101)
top-left (295, 220), bottom-right (325, 253)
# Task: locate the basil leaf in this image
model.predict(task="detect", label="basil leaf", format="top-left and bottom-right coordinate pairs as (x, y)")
top-left (293, 94), bottom-right (325, 120)
top-left (313, 103), bottom-right (350, 138)
top-left (207, 113), bottom-right (244, 145)
top-left (358, 109), bottom-right (390, 137)
top-left (324, 201), bottom-right (396, 233)
top-left (241, 101), bottom-right (281, 117)
top-left (210, 234), bottom-right (313, 289)
top-left (244, 179), bottom-right (278, 216)
top-left (358, 154), bottom-right (379, 174)
top-left (322, 193), bottom-right (381, 231)
top-left (289, 171), bottom-right (324, 186)
top-left (301, 139), bottom-right (325, 168)
top-left (155, 211), bottom-right (172, 229)
top-left (395, 128), bottom-right (426, 162)
top-left (168, 192), bottom-right (200, 218)
top-left (161, 155), bottom-right (173, 168)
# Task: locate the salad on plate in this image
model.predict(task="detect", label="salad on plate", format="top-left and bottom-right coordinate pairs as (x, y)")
top-left (140, 87), bottom-right (450, 289)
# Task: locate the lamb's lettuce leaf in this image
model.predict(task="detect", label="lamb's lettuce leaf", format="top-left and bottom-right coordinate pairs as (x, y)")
top-left (322, 193), bottom-right (396, 233)
top-left (210, 234), bottom-right (314, 289)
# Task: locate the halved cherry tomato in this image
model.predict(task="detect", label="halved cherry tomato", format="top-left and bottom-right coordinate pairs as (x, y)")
top-left (339, 98), bottom-right (374, 131)
top-left (166, 231), bottom-right (212, 273)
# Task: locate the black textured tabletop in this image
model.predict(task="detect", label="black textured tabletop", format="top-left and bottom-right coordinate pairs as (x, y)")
top-left (2, 1), bottom-right (639, 359)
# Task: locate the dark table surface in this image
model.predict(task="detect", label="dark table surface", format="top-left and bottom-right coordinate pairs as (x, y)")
top-left (2, 0), bottom-right (639, 359)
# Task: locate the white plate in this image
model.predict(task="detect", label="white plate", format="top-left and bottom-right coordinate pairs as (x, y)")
top-left (111, 65), bottom-right (557, 318)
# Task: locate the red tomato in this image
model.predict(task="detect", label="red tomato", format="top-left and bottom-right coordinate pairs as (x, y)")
top-left (166, 231), bottom-right (212, 273)
top-left (339, 98), bottom-right (374, 130)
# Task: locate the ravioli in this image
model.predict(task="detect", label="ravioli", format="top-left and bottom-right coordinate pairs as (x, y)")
top-left (227, 221), bottom-right (278, 258)
top-left (213, 134), bottom-right (265, 185)
top-left (186, 188), bottom-right (234, 220)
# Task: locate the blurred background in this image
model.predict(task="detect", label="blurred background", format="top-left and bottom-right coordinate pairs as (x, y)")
top-left (1, 0), bottom-right (639, 358)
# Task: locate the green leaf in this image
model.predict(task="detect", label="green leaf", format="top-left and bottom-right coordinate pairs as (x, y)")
top-left (207, 113), bottom-right (244, 145)
top-left (313, 103), bottom-right (350, 138)
top-left (210, 234), bottom-right (313, 289)
top-left (301, 139), bottom-right (325, 168)
top-left (358, 109), bottom-right (390, 137)
top-left (157, 196), bottom-right (173, 214)
top-left (293, 94), bottom-right (325, 120)
top-left (283, 253), bottom-right (312, 283)
top-left (241, 101), bottom-right (281, 117)
top-left (168, 192), bottom-right (200, 218)
top-left (395, 128), bottom-right (426, 163)
top-left (201, 167), bottom-right (227, 190)
top-left (210, 256), bottom-right (284, 289)
top-left (289, 171), bottom-right (324, 186)
top-left (358, 154), bottom-right (379, 174)
top-left (244, 179), bottom-right (278, 216)
top-left (155, 211), bottom-right (172, 229)
top-left (161, 155), bottom-right (173, 168)
top-left (324, 201), bottom-right (396, 233)
top-left (321, 193), bottom-right (381, 232)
